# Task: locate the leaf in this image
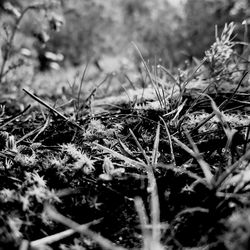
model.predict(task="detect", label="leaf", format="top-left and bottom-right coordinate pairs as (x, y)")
top-left (102, 157), bottom-right (115, 175)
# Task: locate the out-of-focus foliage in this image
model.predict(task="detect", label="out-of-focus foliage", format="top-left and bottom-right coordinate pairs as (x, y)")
top-left (121, 0), bottom-right (184, 66)
top-left (48, 0), bottom-right (124, 65)
top-left (1, 0), bottom-right (250, 70)
top-left (0, 0), bottom-right (63, 90)
top-left (47, 0), bottom-right (250, 67)
top-left (183, 0), bottom-right (250, 60)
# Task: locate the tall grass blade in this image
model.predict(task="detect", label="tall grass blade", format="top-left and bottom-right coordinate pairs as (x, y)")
top-left (152, 122), bottom-right (161, 166)
top-left (160, 117), bottom-right (176, 166)
top-left (132, 42), bottom-right (164, 109)
top-left (76, 62), bottom-right (89, 117)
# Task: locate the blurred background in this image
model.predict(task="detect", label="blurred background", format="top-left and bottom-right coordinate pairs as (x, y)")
top-left (0, 0), bottom-right (250, 97)
top-left (0, 0), bottom-right (249, 67)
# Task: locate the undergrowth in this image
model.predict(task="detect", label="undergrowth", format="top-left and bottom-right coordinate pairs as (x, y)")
top-left (1, 18), bottom-right (250, 250)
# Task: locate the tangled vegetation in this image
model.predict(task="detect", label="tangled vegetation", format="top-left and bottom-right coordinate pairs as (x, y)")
top-left (1, 1), bottom-right (250, 250)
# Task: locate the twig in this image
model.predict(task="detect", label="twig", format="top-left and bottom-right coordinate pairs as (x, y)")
top-left (23, 88), bottom-right (83, 130)
top-left (16, 126), bottom-right (42, 144)
top-left (32, 115), bottom-right (51, 142)
top-left (45, 205), bottom-right (127, 250)
top-left (0, 105), bottom-right (30, 129)
top-left (30, 218), bottom-right (102, 248)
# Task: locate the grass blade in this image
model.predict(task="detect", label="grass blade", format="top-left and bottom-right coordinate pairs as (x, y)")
top-left (30, 218), bottom-right (102, 248)
top-left (152, 122), bottom-right (161, 166)
top-left (134, 197), bottom-right (150, 250)
top-left (94, 142), bottom-right (146, 169)
top-left (160, 117), bottom-right (176, 166)
top-left (129, 128), bottom-right (150, 165)
top-left (172, 136), bottom-right (213, 187)
top-left (46, 205), bottom-right (126, 250)
top-left (132, 42), bottom-right (164, 109)
top-left (76, 62), bottom-right (89, 117)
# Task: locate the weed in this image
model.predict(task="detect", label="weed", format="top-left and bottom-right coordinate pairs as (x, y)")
top-left (204, 22), bottom-right (245, 92)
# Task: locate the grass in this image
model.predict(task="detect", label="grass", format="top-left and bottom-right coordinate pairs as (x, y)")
top-left (1, 22), bottom-right (250, 250)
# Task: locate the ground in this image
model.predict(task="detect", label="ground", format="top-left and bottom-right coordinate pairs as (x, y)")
top-left (1, 24), bottom-right (250, 250)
